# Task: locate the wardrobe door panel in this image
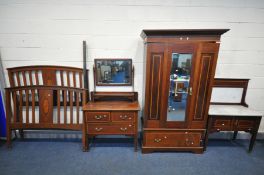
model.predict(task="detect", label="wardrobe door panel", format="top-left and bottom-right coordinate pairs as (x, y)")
top-left (144, 44), bottom-right (165, 124)
top-left (190, 43), bottom-right (220, 128)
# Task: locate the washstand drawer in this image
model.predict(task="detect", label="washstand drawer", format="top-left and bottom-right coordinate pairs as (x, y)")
top-left (236, 119), bottom-right (255, 131)
top-left (112, 112), bottom-right (135, 121)
top-left (144, 132), bottom-right (202, 147)
top-left (85, 112), bottom-right (110, 122)
top-left (212, 118), bottom-right (232, 131)
top-left (87, 123), bottom-right (135, 135)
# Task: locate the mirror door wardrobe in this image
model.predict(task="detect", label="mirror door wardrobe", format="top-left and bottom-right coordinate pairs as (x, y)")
top-left (141, 29), bottom-right (229, 154)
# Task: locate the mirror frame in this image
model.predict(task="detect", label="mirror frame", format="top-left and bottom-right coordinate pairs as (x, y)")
top-left (94, 58), bottom-right (133, 86)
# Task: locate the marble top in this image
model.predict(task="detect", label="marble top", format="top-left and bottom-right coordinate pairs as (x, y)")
top-left (209, 105), bottom-right (263, 117)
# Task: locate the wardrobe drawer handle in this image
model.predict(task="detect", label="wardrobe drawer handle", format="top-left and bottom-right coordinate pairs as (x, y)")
top-left (94, 115), bottom-right (103, 120)
top-left (120, 115), bottom-right (128, 120)
top-left (154, 138), bottom-right (162, 143)
top-left (95, 127), bottom-right (103, 131)
top-left (120, 127), bottom-right (128, 131)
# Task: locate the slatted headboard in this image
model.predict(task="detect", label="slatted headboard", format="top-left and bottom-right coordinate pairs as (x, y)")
top-left (5, 65), bottom-right (89, 147)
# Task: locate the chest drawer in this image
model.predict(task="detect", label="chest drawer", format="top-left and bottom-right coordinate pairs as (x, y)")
top-left (144, 131), bottom-right (202, 147)
top-left (85, 112), bottom-right (110, 122)
top-left (111, 112), bottom-right (135, 122)
top-left (87, 123), bottom-right (135, 135)
top-left (212, 118), bottom-right (232, 131)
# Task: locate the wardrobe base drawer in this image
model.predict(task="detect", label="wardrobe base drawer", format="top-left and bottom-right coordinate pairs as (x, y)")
top-left (143, 131), bottom-right (203, 148)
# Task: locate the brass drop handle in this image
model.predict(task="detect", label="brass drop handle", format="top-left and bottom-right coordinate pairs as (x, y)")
top-left (189, 87), bottom-right (193, 96)
top-left (120, 115), bottom-right (128, 120)
top-left (185, 139), bottom-right (194, 145)
top-left (120, 127), bottom-right (128, 131)
top-left (154, 138), bottom-right (162, 143)
top-left (94, 115), bottom-right (102, 120)
top-left (95, 127), bottom-right (103, 131)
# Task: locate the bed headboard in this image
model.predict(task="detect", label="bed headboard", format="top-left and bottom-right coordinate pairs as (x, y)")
top-left (7, 65), bottom-right (89, 89)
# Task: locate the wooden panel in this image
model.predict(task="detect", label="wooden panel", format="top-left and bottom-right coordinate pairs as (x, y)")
top-left (83, 101), bottom-right (140, 111)
top-left (42, 70), bottom-right (57, 86)
top-left (87, 123), bottom-right (135, 135)
top-left (149, 53), bottom-right (163, 120)
top-left (111, 112), bottom-right (135, 122)
top-left (193, 54), bottom-right (213, 121)
top-left (32, 90), bottom-right (35, 124)
top-left (144, 131), bottom-right (202, 147)
top-left (236, 119), bottom-right (255, 131)
top-left (212, 78), bottom-right (249, 106)
top-left (212, 118), bottom-right (232, 131)
top-left (85, 112), bottom-right (110, 122)
top-left (39, 89), bottom-right (53, 123)
top-left (91, 91), bottom-right (138, 102)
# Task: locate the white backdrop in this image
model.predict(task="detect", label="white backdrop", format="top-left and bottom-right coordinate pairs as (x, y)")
top-left (0, 0), bottom-right (263, 131)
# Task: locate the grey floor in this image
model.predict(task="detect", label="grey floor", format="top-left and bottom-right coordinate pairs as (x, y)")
top-left (0, 137), bottom-right (264, 175)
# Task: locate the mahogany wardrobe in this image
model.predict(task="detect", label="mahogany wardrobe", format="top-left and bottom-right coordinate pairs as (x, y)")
top-left (141, 29), bottom-right (229, 153)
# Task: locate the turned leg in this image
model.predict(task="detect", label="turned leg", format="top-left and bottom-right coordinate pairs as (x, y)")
top-left (232, 131), bottom-right (238, 140)
top-left (82, 132), bottom-right (88, 152)
top-left (134, 134), bottom-right (138, 152)
top-left (204, 117), bottom-right (212, 151)
top-left (249, 131), bottom-right (257, 152)
top-left (204, 131), bottom-right (209, 151)
top-left (6, 129), bottom-right (12, 148)
top-left (19, 129), bottom-right (24, 139)
top-left (82, 119), bottom-right (88, 152)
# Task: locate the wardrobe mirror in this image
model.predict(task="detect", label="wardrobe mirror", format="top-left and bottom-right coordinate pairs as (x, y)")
top-left (95, 59), bottom-right (132, 86)
top-left (167, 53), bottom-right (192, 121)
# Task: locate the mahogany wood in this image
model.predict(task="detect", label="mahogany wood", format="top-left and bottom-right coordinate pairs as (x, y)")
top-left (211, 78), bottom-right (249, 107)
top-left (82, 100), bottom-right (140, 152)
top-left (141, 29), bottom-right (228, 153)
top-left (90, 91), bottom-right (138, 102)
top-left (205, 78), bottom-right (261, 152)
top-left (5, 65), bottom-right (88, 148)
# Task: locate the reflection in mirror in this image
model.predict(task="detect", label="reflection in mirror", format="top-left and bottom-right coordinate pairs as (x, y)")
top-left (167, 53), bottom-right (192, 121)
top-left (95, 59), bottom-right (132, 86)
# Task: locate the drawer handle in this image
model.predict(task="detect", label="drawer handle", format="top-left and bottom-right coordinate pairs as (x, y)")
top-left (94, 115), bottom-right (103, 120)
top-left (222, 123), bottom-right (225, 126)
top-left (120, 115), bottom-right (128, 120)
top-left (120, 127), bottom-right (128, 131)
top-left (95, 127), bottom-right (103, 131)
top-left (185, 139), bottom-right (194, 145)
top-left (154, 138), bottom-right (162, 143)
